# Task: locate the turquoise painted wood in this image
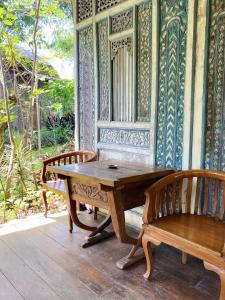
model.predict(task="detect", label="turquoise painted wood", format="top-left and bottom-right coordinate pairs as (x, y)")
top-left (155, 0), bottom-right (188, 170)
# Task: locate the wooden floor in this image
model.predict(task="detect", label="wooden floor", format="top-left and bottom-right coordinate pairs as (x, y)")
top-left (0, 212), bottom-right (220, 300)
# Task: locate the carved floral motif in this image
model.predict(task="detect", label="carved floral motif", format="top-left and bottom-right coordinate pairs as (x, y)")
top-left (98, 20), bottom-right (110, 121)
top-left (78, 27), bottom-right (95, 150)
top-left (97, 0), bottom-right (125, 13)
top-left (111, 37), bottom-right (132, 60)
top-left (205, 1), bottom-right (225, 171)
top-left (77, 0), bottom-right (93, 23)
top-left (137, 1), bottom-right (152, 122)
top-left (99, 128), bottom-right (150, 148)
top-left (156, 0), bottom-right (187, 170)
top-left (72, 183), bottom-right (108, 203)
top-left (111, 9), bottom-right (133, 33)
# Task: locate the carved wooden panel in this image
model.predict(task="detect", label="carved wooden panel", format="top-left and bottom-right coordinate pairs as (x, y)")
top-left (205, 1), bottom-right (225, 171)
top-left (97, 0), bottom-right (125, 13)
top-left (78, 26), bottom-right (95, 150)
top-left (111, 37), bottom-right (132, 60)
top-left (156, 0), bottom-right (188, 170)
top-left (99, 128), bottom-right (150, 148)
top-left (111, 9), bottom-right (133, 33)
top-left (77, 0), bottom-right (93, 23)
top-left (98, 20), bottom-right (110, 121)
top-left (72, 183), bottom-right (108, 203)
top-left (137, 1), bottom-right (152, 122)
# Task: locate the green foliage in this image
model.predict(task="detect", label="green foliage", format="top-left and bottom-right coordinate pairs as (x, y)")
top-left (0, 135), bottom-right (34, 220)
top-left (42, 79), bottom-right (74, 116)
top-left (48, 28), bottom-right (74, 58)
top-left (32, 125), bottom-right (73, 149)
top-left (0, 0), bottom-right (74, 224)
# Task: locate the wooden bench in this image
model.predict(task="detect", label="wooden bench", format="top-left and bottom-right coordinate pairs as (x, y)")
top-left (142, 170), bottom-right (225, 300)
top-left (41, 151), bottom-right (97, 232)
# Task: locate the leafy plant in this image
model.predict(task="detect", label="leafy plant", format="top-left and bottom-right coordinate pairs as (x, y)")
top-left (42, 79), bottom-right (74, 117)
top-left (0, 135), bottom-right (34, 222)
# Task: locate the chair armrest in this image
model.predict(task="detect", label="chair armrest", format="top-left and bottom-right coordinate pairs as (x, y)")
top-left (143, 190), bottom-right (155, 225)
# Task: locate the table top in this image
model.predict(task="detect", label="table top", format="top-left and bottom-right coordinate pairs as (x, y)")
top-left (48, 160), bottom-right (174, 187)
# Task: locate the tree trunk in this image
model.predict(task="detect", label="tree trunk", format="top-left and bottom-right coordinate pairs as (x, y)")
top-left (25, 0), bottom-right (41, 149)
top-left (0, 52), bottom-right (15, 199)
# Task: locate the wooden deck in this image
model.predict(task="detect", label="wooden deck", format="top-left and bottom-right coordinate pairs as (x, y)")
top-left (0, 212), bottom-right (220, 300)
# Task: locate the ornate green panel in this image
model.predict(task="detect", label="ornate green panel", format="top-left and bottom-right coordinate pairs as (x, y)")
top-left (136, 1), bottom-right (152, 122)
top-left (78, 26), bottom-right (95, 150)
top-left (98, 20), bottom-right (110, 121)
top-left (156, 0), bottom-right (188, 169)
top-left (205, 1), bottom-right (225, 171)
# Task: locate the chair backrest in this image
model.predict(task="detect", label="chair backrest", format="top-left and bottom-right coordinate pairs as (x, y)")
top-left (41, 151), bottom-right (97, 183)
top-left (143, 170), bottom-right (225, 224)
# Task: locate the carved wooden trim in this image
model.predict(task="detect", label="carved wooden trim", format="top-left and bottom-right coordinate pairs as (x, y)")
top-left (111, 8), bottom-right (133, 33)
top-left (99, 128), bottom-right (150, 148)
top-left (97, 0), bottom-right (126, 13)
top-left (205, 2), bottom-right (225, 171)
top-left (156, 0), bottom-right (188, 170)
top-left (77, 0), bottom-right (93, 23)
top-left (72, 183), bottom-right (108, 203)
top-left (111, 37), bottom-right (132, 60)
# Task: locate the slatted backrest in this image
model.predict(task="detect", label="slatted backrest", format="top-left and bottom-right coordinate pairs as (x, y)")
top-left (41, 151), bottom-right (97, 183)
top-left (143, 170), bottom-right (225, 224)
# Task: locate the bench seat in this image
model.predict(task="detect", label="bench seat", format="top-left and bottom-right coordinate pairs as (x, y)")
top-left (146, 214), bottom-right (224, 256)
top-left (42, 180), bottom-right (65, 195)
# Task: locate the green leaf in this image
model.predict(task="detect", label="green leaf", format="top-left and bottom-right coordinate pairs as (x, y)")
top-left (0, 115), bottom-right (16, 123)
top-left (29, 10), bottom-right (35, 17)
top-left (3, 20), bottom-right (13, 26)
top-left (34, 88), bottom-right (44, 95)
top-left (0, 7), bottom-right (6, 16)
top-left (6, 13), bottom-right (17, 20)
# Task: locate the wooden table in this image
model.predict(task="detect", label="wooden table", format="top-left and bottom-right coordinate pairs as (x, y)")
top-left (48, 160), bottom-right (173, 269)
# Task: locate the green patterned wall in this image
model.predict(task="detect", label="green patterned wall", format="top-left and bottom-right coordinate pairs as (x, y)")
top-left (205, 0), bottom-right (225, 171)
top-left (156, 0), bottom-right (188, 170)
top-left (136, 1), bottom-right (152, 122)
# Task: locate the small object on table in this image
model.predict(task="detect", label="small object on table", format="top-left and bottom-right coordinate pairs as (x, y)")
top-left (108, 164), bottom-right (118, 169)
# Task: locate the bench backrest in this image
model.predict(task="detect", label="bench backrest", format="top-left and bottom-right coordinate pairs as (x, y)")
top-left (41, 151), bottom-right (97, 183)
top-left (143, 170), bottom-right (225, 224)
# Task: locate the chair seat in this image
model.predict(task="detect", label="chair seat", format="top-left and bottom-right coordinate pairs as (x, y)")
top-left (146, 214), bottom-right (225, 255)
top-left (42, 180), bottom-right (65, 195)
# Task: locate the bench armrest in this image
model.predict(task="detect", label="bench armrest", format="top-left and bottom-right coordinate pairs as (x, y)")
top-left (41, 151), bottom-right (97, 183)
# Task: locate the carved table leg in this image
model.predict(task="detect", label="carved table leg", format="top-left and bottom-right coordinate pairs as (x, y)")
top-left (82, 214), bottom-right (115, 248)
top-left (64, 179), bottom-right (97, 232)
top-left (65, 178), bottom-right (114, 247)
top-left (107, 188), bottom-right (145, 269)
top-left (116, 229), bottom-right (145, 269)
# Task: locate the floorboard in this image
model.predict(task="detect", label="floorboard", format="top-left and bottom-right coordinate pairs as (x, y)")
top-left (0, 212), bottom-right (220, 300)
top-left (0, 271), bottom-right (23, 300)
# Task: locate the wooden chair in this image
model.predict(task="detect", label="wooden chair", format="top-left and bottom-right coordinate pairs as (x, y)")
top-left (142, 170), bottom-right (225, 300)
top-left (41, 151), bottom-right (97, 232)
